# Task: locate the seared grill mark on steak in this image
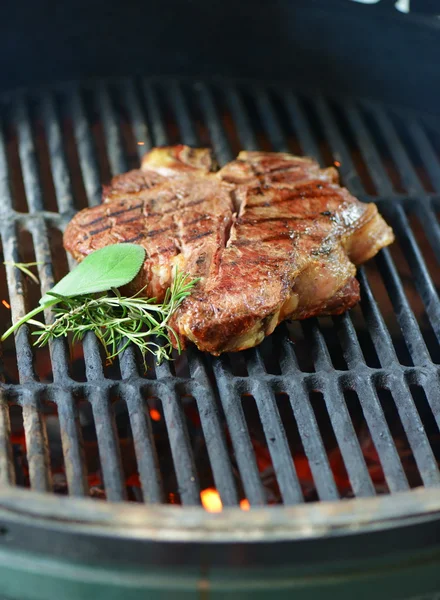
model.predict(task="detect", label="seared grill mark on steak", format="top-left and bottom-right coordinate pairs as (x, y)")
top-left (124, 233), bottom-right (146, 244)
top-left (182, 230), bottom-right (215, 243)
top-left (83, 215), bottom-right (145, 239)
top-left (88, 224), bottom-right (112, 236)
top-left (83, 202), bottom-right (144, 227)
top-left (87, 215), bottom-right (146, 236)
top-left (183, 197), bottom-right (210, 209)
top-left (64, 146), bottom-right (394, 354)
top-left (183, 214), bottom-right (212, 226)
top-left (146, 226), bottom-right (173, 238)
top-left (149, 244), bottom-right (179, 257)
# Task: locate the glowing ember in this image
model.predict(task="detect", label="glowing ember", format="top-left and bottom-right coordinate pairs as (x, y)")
top-left (240, 498), bottom-right (250, 511)
top-left (1, 299), bottom-right (10, 309)
top-left (334, 160), bottom-right (341, 167)
top-left (201, 488), bottom-right (222, 512)
top-left (125, 473), bottom-right (141, 487)
top-left (149, 408), bottom-right (161, 422)
top-left (137, 141), bottom-right (145, 146)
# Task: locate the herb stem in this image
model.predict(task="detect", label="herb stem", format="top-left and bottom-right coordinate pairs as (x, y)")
top-left (1, 299), bottom-right (59, 341)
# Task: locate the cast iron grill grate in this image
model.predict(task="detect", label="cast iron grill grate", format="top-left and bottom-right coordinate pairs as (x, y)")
top-left (0, 78), bottom-right (439, 507)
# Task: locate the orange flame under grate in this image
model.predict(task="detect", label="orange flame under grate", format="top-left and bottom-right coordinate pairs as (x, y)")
top-left (201, 488), bottom-right (223, 512)
top-left (149, 408), bottom-right (161, 422)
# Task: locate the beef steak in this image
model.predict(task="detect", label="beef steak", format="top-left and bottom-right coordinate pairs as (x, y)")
top-left (64, 145), bottom-right (394, 355)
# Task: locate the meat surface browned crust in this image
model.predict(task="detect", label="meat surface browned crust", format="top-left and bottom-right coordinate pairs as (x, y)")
top-left (64, 145), bottom-right (394, 355)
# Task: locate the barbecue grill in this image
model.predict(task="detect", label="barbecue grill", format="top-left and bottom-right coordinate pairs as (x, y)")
top-left (1, 0), bottom-right (440, 598)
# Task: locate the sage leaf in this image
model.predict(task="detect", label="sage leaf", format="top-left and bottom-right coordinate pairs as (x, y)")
top-left (40, 244), bottom-right (146, 305)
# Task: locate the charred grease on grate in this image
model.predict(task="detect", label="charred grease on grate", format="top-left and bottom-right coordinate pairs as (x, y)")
top-left (0, 79), bottom-right (440, 506)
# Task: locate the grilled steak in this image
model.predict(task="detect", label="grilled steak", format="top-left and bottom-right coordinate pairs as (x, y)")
top-left (64, 145), bottom-right (394, 355)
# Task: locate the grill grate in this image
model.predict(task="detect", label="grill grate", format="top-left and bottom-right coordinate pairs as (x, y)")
top-left (0, 78), bottom-right (440, 508)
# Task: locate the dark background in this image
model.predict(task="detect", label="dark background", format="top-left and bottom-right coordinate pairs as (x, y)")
top-left (0, 0), bottom-right (439, 113)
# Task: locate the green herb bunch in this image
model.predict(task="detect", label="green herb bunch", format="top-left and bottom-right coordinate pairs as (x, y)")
top-left (1, 244), bottom-right (198, 366)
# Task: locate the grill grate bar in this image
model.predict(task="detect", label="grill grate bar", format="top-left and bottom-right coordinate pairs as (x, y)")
top-left (352, 377), bottom-right (410, 493)
top-left (14, 97), bottom-right (44, 213)
top-left (117, 340), bottom-right (163, 503)
top-left (98, 83), bottom-right (128, 175)
top-left (69, 88), bottom-right (102, 207)
top-left (343, 101), bottom-right (394, 195)
top-left (277, 329), bottom-right (339, 501)
top-left (254, 88), bottom-right (290, 153)
top-left (226, 87), bottom-right (259, 151)
top-left (357, 267), bottom-right (402, 368)
top-left (41, 93), bottom-right (76, 215)
top-left (156, 381), bottom-right (201, 506)
top-left (81, 329), bottom-right (129, 499)
top-left (366, 104), bottom-right (424, 195)
top-left (374, 246), bottom-right (431, 366)
top-left (197, 84), bottom-right (234, 164)
top-left (301, 319), bottom-right (338, 375)
top-left (0, 116), bottom-right (13, 214)
top-left (168, 82), bottom-right (202, 153)
top-left (319, 375), bottom-right (375, 497)
top-left (333, 313), bottom-right (365, 367)
top-left (89, 390), bottom-right (127, 502)
top-left (388, 205), bottom-right (440, 346)
top-left (29, 219), bottom-right (73, 381)
top-left (82, 332), bottom-right (105, 382)
top-left (422, 373), bottom-right (440, 433)
top-left (0, 389), bottom-right (15, 486)
top-left (247, 349), bottom-right (304, 504)
top-left (413, 200), bottom-right (440, 266)
top-left (1, 223), bottom-right (36, 383)
top-left (118, 345), bottom-right (140, 381)
top-left (121, 79), bottom-right (153, 157)
top-left (282, 91), bottom-right (322, 162)
top-left (123, 386), bottom-right (164, 504)
top-left (313, 96), bottom-right (365, 195)
top-left (21, 392), bottom-right (52, 492)
top-left (386, 375), bottom-right (440, 488)
top-left (302, 320), bottom-right (375, 497)
top-left (142, 82), bottom-right (168, 147)
top-left (55, 390), bottom-right (88, 497)
top-left (187, 349), bottom-right (239, 506)
top-left (213, 357), bottom-right (267, 505)
top-left (167, 82), bottom-right (198, 148)
top-left (406, 120), bottom-right (440, 192)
